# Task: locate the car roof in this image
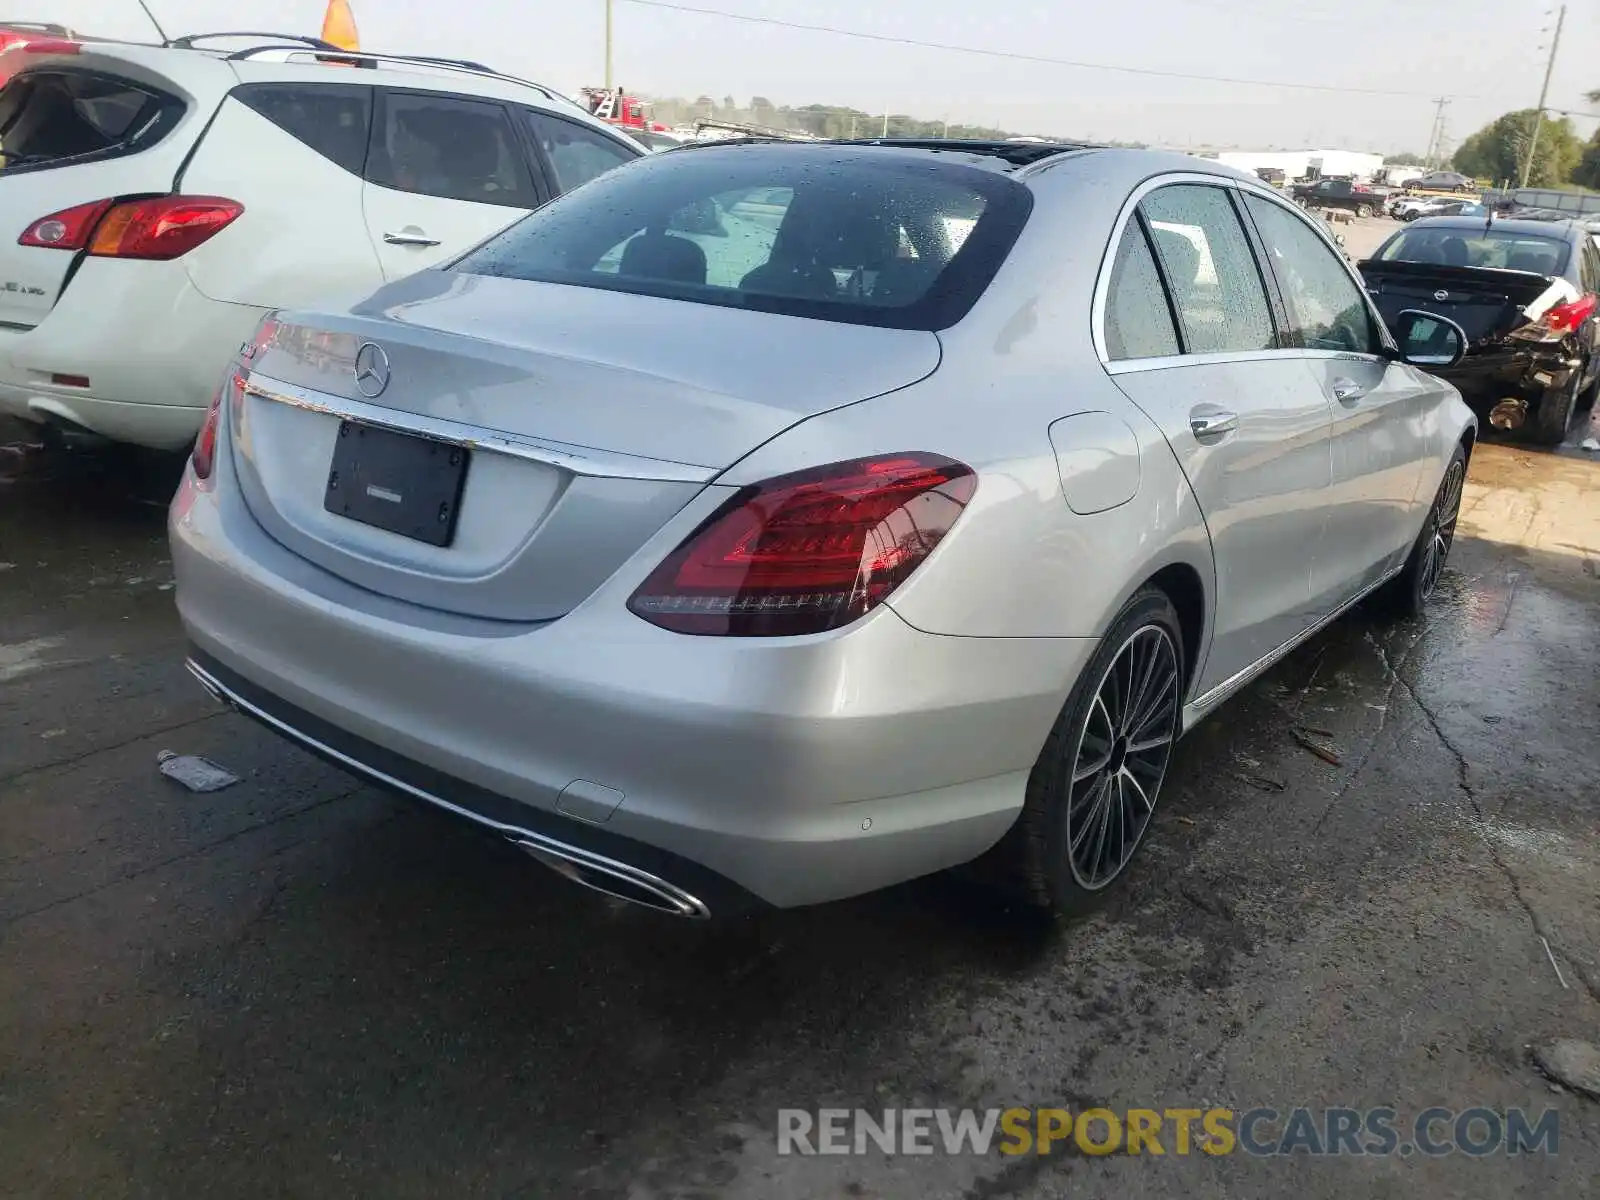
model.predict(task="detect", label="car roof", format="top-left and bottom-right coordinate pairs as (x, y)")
top-left (660, 139), bottom-right (1266, 191)
top-left (16, 34), bottom-right (610, 129)
top-left (1405, 216), bottom-right (1581, 240)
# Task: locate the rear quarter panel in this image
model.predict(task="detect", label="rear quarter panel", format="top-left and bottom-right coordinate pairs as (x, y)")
top-left (178, 95), bottom-right (384, 311)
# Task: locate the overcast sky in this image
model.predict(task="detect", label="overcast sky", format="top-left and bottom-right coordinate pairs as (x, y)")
top-left (58, 0), bottom-right (1600, 153)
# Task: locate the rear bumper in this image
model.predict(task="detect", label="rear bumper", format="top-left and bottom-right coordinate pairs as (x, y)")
top-left (1439, 349), bottom-right (1582, 408)
top-left (185, 649), bottom-right (753, 917)
top-left (0, 258), bottom-right (267, 450)
top-left (168, 456), bottom-right (1094, 910)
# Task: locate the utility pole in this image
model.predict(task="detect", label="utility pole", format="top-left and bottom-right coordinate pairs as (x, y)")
top-left (882, 109), bottom-right (889, 138)
top-left (604, 0), bottom-right (614, 90)
top-left (1423, 97), bottom-right (1448, 169)
top-left (1522, 3), bottom-right (1565, 187)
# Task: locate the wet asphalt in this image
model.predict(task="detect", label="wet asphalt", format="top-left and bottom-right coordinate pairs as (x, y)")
top-left (2, 410), bottom-right (1599, 1199)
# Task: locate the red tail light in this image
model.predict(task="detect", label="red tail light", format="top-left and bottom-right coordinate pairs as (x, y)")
top-left (1513, 293), bottom-right (1598, 342)
top-left (89, 196), bottom-right (243, 260)
top-left (192, 371), bottom-right (242, 482)
top-left (18, 199), bottom-right (113, 250)
top-left (1544, 294), bottom-right (1597, 335)
top-left (628, 453), bottom-right (977, 636)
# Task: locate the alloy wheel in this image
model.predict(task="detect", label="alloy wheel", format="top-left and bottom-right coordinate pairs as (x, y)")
top-left (1065, 625), bottom-right (1181, 890)
top-left (1418, 459), bottom-right (1465, 601)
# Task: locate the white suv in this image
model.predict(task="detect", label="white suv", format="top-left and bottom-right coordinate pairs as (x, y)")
top-left (0, 33), bottom-right (642, 450)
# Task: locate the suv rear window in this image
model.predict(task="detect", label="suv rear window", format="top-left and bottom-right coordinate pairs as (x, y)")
top-left (0, 69), bottom-right (180, 170)
top-left (452, 145), bottom-right (1033, 330)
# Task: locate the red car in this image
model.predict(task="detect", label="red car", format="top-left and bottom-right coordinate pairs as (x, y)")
top-left (0, 22), bottom-right (84, 89)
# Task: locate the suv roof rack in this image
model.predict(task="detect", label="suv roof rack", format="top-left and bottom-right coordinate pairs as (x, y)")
top-left (168, 31), bottom-right (342, 51)
top-left (216, 42), bottom-right (582, 111)
top-left (1, 20), bottom-right (76, 34)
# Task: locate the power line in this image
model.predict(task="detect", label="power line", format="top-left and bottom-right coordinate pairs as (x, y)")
top-left (620, 0), bottom-right (1469, 100)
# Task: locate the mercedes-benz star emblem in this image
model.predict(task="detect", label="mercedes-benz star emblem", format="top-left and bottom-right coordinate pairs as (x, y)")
top-left (353, 342), bottom-right (391, 398)
top-left (1433, 290), bottom-right (1450, 302)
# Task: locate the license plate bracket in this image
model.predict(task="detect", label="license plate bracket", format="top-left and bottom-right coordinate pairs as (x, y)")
top-left (323, 421), bottom-right (469, 548)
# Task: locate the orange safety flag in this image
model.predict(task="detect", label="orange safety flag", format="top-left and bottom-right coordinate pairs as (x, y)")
top-left (320, 0), bottom-right (360, 52)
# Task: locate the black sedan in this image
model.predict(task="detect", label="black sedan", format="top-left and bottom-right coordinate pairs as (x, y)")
top-left (1359, 217), bottom-right (1600, 443)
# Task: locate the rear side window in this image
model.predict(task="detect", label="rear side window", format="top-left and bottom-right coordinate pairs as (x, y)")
top-left (0, 69), bottom-right (180, 170)
top-left (235, 83), bottom-right (371, 175)
top-left (523, 111), bottom-right (638, 192)
top-left (1104, 220), bottom-right (1181, 360)
top-left (1141, 184), bottom-right (1276, 355)
top-left (367, 91), bottom-right (534, 208)
top-left (452, 145), bottom-right (1033, 331)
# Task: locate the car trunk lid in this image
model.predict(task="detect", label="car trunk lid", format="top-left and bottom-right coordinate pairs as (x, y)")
top-left (231, 271), bottom-right (942, 622)
top-left (1359, 259), bottom-right (1570, 350)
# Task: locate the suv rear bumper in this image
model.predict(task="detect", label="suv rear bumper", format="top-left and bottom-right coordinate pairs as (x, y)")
top-left (0, 257), bottom-right (267, 450)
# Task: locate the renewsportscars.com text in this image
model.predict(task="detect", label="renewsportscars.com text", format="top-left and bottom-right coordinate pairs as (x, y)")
top-left (777, 1106), bottom-right (1560, 1158)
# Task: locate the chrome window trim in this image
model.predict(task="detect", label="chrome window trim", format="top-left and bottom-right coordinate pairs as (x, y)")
top-left (241, 374), bottom-right (718, 484)
top-left (1093, 172), bottom-right (1399, 368)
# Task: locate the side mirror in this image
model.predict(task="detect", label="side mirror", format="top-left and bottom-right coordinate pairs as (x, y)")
top-left (1333, 233), bottom-right (1347, 247)
top-left (1392, 308), bottom-right (1467, 369)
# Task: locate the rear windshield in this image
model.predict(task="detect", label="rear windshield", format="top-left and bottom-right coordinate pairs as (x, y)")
top-left (1375, 226), bottom-right (1570, 275)
top-left (0, 69), bottom-right (178, 170)
top-left (452, 145), bottom-right (1033, 330)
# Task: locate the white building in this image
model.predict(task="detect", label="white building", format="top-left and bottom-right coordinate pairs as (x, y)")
top-left (1208, 149), bottom-right (1386, 181)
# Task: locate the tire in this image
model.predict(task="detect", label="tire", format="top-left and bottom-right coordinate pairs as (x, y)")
top-left (1356, 204), bottom-right (1372, 218)
top-left (1382, 445), bottom-right (1466, 618)
top-left (987, 587), bottom-right (1185, 916)
top-left (1530, 373), bottom-right (1579, 445)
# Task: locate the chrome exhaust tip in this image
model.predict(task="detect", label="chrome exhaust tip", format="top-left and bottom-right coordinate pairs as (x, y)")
top-left (1489, 398), bottom-right (1528, 430)
top-left (509, 838), bottom-right (711, 919)
top-left (185, 659), bottom-right (234, 707)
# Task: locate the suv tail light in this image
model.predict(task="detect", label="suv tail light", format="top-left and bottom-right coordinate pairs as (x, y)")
top-left (17, 196), bottom-right (243, 260)
top-left (18, 200), bottom-right (114, 250)
top-left (90, 196), bottom-right (244, 260)
top-left (628, 453), bottom-right (977, 636)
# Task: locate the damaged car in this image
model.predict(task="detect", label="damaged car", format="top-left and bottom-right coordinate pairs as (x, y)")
top-left (1360, 216), bottom-right (1600, 443)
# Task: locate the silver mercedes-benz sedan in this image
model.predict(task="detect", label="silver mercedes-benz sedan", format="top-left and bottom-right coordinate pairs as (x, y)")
top-left (169, 141), bottom-right (1475, 919)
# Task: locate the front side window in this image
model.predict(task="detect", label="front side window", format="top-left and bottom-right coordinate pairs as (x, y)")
top-left (1104, 219), bottom-right (1181, 360)
top-left (1244, 194), bottom-right (1378, 354)
top-left (1140, 184), bottom-right (1276, 355)
top-left (453, 145), bottom-right (1033, 330)
top-left (525, 112), bottom-right (639, 191)
top-left (367, 92), bottom-right (533, 208)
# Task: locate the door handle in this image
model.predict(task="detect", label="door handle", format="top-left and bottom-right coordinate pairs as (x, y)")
top-left (383, 231), bottom-right (441, 247)
top-left (1330, 376), bottom-right (1366, 403)
top-left (1189, 409), bottom-right (1238, 438)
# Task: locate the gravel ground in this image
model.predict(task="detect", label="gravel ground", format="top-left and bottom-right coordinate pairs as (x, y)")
top-left (2, 419), bottom-right (1599, 1199)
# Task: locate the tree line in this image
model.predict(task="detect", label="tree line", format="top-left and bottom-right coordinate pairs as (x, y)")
top-left (1450, 105), bottom-right (1600, 191)
top-left (640, 94), bottom-right (1147, 146)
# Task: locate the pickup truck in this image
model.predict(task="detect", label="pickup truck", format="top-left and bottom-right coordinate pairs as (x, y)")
top-left (1290, 177), bottom-right (1389, 217)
